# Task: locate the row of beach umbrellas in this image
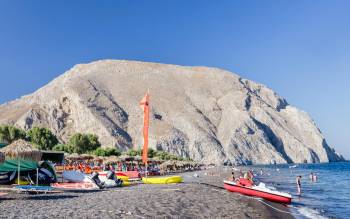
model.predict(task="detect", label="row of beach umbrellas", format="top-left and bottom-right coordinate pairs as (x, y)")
top-left (64, 154), bottom-right (163, 164)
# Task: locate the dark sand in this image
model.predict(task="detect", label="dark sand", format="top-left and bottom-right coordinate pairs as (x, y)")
top-left (0, 168), bottom-right (294, 219)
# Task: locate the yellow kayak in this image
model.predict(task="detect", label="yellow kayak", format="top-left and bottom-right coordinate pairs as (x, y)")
top-left (14, 178), bottom-right (30, 185)
top-left (142, 176), bottom-right (183, 184)
top-left (122, 181), bottom-right (131, 186)
top-left (117, 175), bottom-right (129, 182)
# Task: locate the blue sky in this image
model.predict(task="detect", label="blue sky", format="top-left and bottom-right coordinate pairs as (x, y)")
top-left (0, 1), bottom-right (349, 159)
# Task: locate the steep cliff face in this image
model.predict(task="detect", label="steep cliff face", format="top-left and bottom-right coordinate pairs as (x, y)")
top-left (0, 60), bottom-right (344, 164)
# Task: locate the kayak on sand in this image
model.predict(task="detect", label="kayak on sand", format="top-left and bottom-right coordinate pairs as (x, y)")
top-left (223, 180), bottom-right (292, 204)
top-left (142, 176), bottom-right (183, 184)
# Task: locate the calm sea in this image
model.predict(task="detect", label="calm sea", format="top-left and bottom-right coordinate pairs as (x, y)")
top-left (252, 162), bottom-right (350, 219)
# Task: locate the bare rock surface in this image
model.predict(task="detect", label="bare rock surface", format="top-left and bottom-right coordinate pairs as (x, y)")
top-left (0, 60), bottom-right (344, 164)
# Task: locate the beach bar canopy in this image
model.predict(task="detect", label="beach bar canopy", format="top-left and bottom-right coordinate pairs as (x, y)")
top-left (41, 150), bottom-right (64, 164)
top-left (0, 139), bottom-right (42, 185)
top-left (0, 159), bottom-right (38, 172)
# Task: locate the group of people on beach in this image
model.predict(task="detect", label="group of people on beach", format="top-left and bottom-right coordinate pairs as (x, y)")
top-left (230, 168), bottom-right (255, 187)
top-left (63, 161), bottom-right (159, 174)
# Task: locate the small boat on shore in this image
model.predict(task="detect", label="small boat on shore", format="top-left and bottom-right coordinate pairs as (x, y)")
top-left (223, 180), bottom-right (292, 204)
top-left (142, 176), bottom-right (183, 184)
top-left (0, 192), bottom-right (7, 197)
top-left (51, 182), bottom-right (100, 190)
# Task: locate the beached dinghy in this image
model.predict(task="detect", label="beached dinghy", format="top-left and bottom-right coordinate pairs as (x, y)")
top-left (0, 192), bottom-right (7, 197)
top-left (98, 171), bottom-right (126, 187)
top-left (142, 175), bottom-right (183, 184)
top-left (98, 171), bottom-right (129, 182)
top-left (62, 170), bottom-right (92, 183)
top-left (51, 182), bottom-right (100, 190)
top-left (55, 171), bottom-right (103, 190)
top-left (223, 180), bottom-right (292, 204)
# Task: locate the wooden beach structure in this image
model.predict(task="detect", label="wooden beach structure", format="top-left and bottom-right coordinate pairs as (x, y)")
top-left (0, 139), bottom-right (42, 185)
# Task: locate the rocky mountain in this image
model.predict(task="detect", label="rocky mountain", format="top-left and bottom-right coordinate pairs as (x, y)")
top-left (0, 60), bottom-right (344, 164)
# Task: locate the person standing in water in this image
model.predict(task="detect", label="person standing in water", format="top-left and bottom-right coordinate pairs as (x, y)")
top-left (310, 172), bottom-right (318, 182)
top-left (296, 175), bottom-right (302, 195)
top-left (310, 172), bottom-right (314, 182)
top-left (231, 169), bottom-right (235, 181)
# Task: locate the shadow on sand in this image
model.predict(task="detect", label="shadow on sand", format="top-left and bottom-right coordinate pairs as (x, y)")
top-left (24, 195), bottom-right (79, 200)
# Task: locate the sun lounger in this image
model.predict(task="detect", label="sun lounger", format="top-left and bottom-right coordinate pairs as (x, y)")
top-left (14, 185), bottom-right (61, 194)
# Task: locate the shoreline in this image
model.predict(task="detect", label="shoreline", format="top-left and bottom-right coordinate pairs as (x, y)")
top-left (0, 168), bottom-right (294, 219)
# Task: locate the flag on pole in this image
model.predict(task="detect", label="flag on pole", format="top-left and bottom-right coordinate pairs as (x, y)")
top-left (140, 91), bottom-right (150, 164)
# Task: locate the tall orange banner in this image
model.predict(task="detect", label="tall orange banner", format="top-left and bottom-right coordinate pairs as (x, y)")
top-left (140, 92), bottom-right (150, 164)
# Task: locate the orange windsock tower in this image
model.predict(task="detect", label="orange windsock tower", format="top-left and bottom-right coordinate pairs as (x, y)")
top-left (139, 91), bottom-right (150, 164)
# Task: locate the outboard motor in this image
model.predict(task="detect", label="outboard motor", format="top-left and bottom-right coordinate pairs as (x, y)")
top-left (90, 172), bottom-right (104, 189)
top-left (106, 171), bottom-right (115, 180)
top-left (116, 178), bottom-right (123, 187)
top-left (106, 171), bottom-right (123, 187)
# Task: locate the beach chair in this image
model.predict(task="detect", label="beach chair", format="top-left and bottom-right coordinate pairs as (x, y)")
top-left (14, 185), bottom-right (60, 194)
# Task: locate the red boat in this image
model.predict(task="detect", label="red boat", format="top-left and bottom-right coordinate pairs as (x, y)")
top-left (223, 180), bottom-right (292, 204)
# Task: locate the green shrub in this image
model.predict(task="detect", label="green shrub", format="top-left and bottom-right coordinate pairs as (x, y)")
top-left (126, 149), bottom-right (141, 156)
top-left (93, 147), bottom-right (121, 156)
top-left (27, 127), bottom-right (59, 150)
top-left (0, 125), bottom-right (26, 143)
top-left (68, 133), bottom-right (101, 154)
top-left (147, 148), bottom-right (157, 158)
top-left (52, 144), bottom-right (73, 153)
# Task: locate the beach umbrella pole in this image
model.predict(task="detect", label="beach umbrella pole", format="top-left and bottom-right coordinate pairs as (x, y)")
top-left (18, 160), bottom-right (20, 185)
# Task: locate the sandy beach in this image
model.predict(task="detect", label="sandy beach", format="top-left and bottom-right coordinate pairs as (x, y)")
top-left (0, 168), bottom-right (294, 219)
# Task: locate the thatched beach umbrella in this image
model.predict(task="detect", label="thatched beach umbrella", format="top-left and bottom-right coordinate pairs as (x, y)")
top-left (80, 154), bottom-right (94, 161)
top-left (152, 157), bottom-right (163, 163)
top-left (133, 155), bottom-right (142, 162)
top-left (0, 152), bottom-right (5, 163)
top-left (93, 156), bottom-right (104, 162)
top-left (119, 154), bottom-right (133, 162)
top-left (65, 153), bottom-right (81, 162)
top-left (0, 139), bottom-right (42, 185)
top-left (104, 156), bottom-right (121, 165)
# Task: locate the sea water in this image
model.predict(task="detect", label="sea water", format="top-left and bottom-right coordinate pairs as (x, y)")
top-left (252, 162), bottom-right (350, 219)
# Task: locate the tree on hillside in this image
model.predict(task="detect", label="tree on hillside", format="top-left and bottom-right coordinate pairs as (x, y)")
top-left (0, 125), bottom-right (26, 143)
top-left (94, 147), bottom-right (121, 156)
top-left (26, 127), bottom-right (59, 150)
top-left (126, 149), bottom-right (142, 156)
top-left (148, 148), bottom-right (157, 158)
top-left (68, 133), bottom-right (101, 154)
top-left (52, 144), bottom-right (73, 153)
